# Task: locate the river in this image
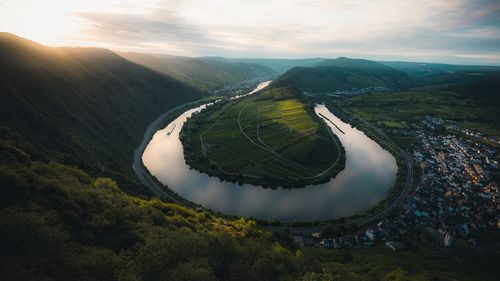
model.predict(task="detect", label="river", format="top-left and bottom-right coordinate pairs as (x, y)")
top-left (142, 82), bottom-right (397, 221)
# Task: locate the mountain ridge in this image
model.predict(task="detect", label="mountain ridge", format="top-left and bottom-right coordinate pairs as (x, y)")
top-left (118, 51), bottom-right (277, 91)
top-left (0, 32), bottom-right (204, 193)
top-left (275, 58), bottom-right (412, 93)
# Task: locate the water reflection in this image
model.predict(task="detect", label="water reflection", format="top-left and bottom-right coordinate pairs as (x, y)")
top-left (142, 84), bottom-right (397, 221)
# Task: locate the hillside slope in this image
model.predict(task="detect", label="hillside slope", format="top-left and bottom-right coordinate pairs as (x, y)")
top-left (413, 70), bottom-right (500, 87)
top-left (380, 60), bottom-right (500, 77)
top-left (0, 131), bottom-right (314, 281)
top-left (118, 52), bottom-right (277, 91)
top-left (228, 58), bottom-right (325, 73)
top-left (0, 34), bottom-right (496, 281)
top-left (316, 57), bottom-right (399, 71)
top-left (277, 58), bottom-right (411, 93)
top-left (381, 60), bottom-right (500, 87)
top-left (0, 33), bottom-right (204, 193)
top-left (446, 77), bottom-right (500, 99)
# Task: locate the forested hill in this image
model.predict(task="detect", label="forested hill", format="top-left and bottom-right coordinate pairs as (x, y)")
top-left (0, 32), bottom-right (204, 193)
top-left (446, 77), bottom-right (500, 100)
top-left (380, 60), bottom-right (500, 87)
top-left (0, 129), bottom-right (316, 280)
top-left (315, 57), bottom-right (400, 71)
top-left (118, 52), bottom-right (277, 91)
top-left (0, 33), bottom-right (354, 281)
top-left (228, 58), bottom-right (325, 73)
top-left (277, 58), bottom-right (411, 93)
top-left (0, 33), bottom-right (312, 281)
top-left (0, 34), bottom-right (495, 280)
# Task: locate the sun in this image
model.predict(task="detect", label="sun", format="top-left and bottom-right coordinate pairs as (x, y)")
top-left (0, 0), bottom-right (162, 46)
top-left (0, 0), bottom-right (80, 45)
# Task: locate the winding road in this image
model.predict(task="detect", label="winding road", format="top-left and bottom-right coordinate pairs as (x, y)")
top-left (263, 151), bottom-right (412, 234)
top-left (133, 85), bottom-right (411, 230)
top-left (263, 107), bottom-right (413, 234)
top-left (133, 81), bottom-right (271, 202)
top-left (132, 99), bottom-right (207, 203)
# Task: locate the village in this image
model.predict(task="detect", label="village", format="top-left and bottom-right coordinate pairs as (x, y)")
top-left (293, 116), bottom-right (500, 252)
top-left (303, 86), bottom-right (390, 97)
top-left (209, 78), bottom-right (267, 96)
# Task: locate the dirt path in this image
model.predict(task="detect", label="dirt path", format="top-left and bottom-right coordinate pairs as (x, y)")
top-left (237, 104), bottom-right (315, 177)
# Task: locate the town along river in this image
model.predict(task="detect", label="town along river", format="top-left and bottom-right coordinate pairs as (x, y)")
top-left (142, 82), bottom-right (397, 221)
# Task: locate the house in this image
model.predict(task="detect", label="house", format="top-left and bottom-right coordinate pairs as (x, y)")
top-left (365, 229), bottom-right (376, 241)
top-left (444, 232), bottom-right (453, 247)
top-left (385, 241), bottom-right (406, 251)
top-left (320, 239), bottom-right (333, 248)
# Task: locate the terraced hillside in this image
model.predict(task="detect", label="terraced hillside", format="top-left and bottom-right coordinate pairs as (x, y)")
top-left (181, 85), bottom-right (345, 188)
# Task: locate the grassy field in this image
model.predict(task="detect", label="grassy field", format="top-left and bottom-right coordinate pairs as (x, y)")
top-left (338, 91), bottom-right (500, 138)
top-left (181, 85), bottom-right (345, 188)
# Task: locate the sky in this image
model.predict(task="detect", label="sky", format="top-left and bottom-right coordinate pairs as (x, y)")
top-left (1, 0), bottom-right (500, 65)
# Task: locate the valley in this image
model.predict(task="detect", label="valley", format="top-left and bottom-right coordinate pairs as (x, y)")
top-left (1, 31), bottom-right (499, 281)
top-left (118, 52), bottom-right (277, 92)
top-left (141, 82), bottom-right (398, 221)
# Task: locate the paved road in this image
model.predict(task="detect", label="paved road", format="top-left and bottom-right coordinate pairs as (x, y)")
top-left (133, 89), bottom-right (412, 234)
top-left (133, 81), bottom-right (271, 203)
top-left (305, 112), bottom-right (343, 179)
top-left (264, 152), bottom-right (412, 235)
top-left (264, 108), bottom-right (413, 235)
top-left (132, 99), bottom-right (206, 203)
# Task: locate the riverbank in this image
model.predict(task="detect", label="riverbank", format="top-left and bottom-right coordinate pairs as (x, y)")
top-left (180, 84), bottom-right (346, 189)
top-left (325, 100), bottom-right (413, 214)
top-left (254, 97), bottom-right (413, 228)
top-left (132, 95), bottom-right (221, 204)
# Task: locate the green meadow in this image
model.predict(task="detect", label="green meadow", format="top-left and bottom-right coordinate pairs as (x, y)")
top-left (339, 91), bottom-right (500, 138)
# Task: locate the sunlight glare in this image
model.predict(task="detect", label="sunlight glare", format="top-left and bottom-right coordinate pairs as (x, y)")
top-left (0, 0), bottom-right (159, 45)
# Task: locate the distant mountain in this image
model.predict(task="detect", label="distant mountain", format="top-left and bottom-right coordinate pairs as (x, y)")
top-left (447, 77), bottom-right (500, 100)
top-left (316, 57), bottom-right (397, 71)
top-left (0, 33), bottom-right (203, 193)
top-left (228, 58), bottom-right (325, 73)
top-left (1, 34), bottom-right (496, 281)
top-left (414, 70), bottom-right (500, 87)
top-left (380, 61), bottom-right (500, 77)
top-left (276, 57), bottom-right (411, 92)
top-left (380, 60), bottom-right (500, 87)
top-left (118, 52), bottom-right (277, 91)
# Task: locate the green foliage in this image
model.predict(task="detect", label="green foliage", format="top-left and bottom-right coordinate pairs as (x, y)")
top-left (338, 91), bottom-right (500, 138)
top-left (380, 60), bottom-right (500, 88)
top-left (0, 33), bottom-right (204, 194)
top-left (446, 77), bottom-right (500, 100)
top-left (317, 57), bottom-right (400, 71)
top-left (0, 133), bottom-right (313, 280)
top-left (118, 52), bottom-right (277, 91)
top-left (302, 268), bottom-right (363, 281)
top-left (227, 58), bottom-right (324, 73)
top-left (181, 85), bottom-right (345, 188)
top-left (2, 33), bottom-right (498, 281)
top-left (277, 58), bottom-right (411, 92)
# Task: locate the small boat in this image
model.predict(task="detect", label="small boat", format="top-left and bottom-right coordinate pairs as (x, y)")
top-left (167, 124), bottom-right (176, 135)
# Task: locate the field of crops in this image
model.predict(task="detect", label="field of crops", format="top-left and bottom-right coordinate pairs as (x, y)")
top-left (182, 85), bottom-right (344, 185)
top-left (339, 91), bottom-right (500, 137)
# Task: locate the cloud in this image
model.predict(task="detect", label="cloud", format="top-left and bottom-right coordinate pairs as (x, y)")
top-left (73, 10), bottom-right (217, 54)
top-left (3, 0), bottom-right (499, 64)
